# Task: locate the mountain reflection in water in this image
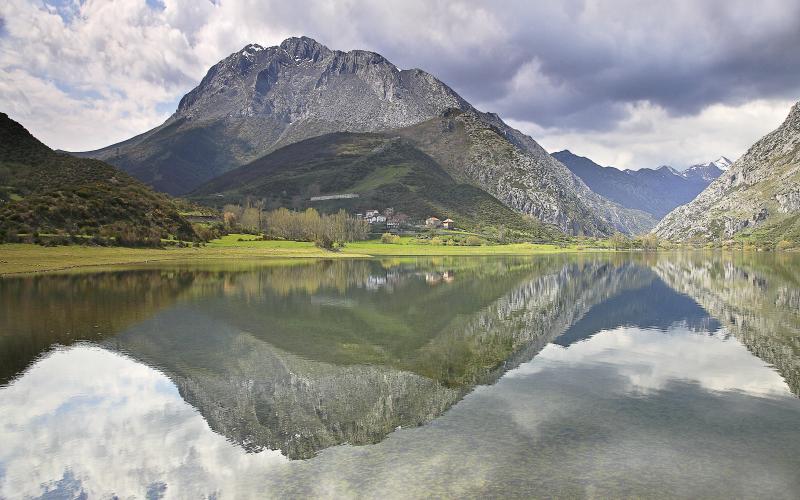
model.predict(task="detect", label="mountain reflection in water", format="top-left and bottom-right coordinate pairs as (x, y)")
top-left (0, 253), bottom-right (799, 498)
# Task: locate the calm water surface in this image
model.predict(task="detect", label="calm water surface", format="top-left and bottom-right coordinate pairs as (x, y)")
top-left (0, 253), bottom-right (799, 498)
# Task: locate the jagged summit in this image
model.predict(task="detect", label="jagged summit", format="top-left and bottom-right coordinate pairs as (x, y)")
top-left (707, 156), bottom-right (733, 170)
top-left (657, 165), bottom-right (681, 176)
top-left (681, 157), bottom-right (729, 182)
top-left (84, 35), bottom-right (475, 194)
top-left (175, 36), bottom-right (433, 122)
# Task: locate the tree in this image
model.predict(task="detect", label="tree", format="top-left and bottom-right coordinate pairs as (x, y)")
top-left (640, 233), bottom-right (660, 251)
top-left (262, 208), bottom-right (368, 248)
top-left (240, 208), bottom-right (262, 232)
top-left (497, 224), bottom-right (507, 244)
top-left (609, 231), bottom-right (629, 250)
top-left (465, 235), bottom-right (482, 246)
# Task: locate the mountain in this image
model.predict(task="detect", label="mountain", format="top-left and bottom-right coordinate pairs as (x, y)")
top-left (681, 156), bottom-right (732, 183)
top-left (192, 125), bottom-right (562, 241)
top-left (690, 155), bottom-right (732, 172)
top-left (80, 36), bottom-right (654, 236)
top-left (553, 150), bottom-right (724, 219)
top-left (654, 101), bottom-right (800, 243)
top-left (0, 113), bottom-right (195, 243)
top-left (193, 109), bottom-right (656, 236)
top-left (77, 37), bottom-right (474, 195)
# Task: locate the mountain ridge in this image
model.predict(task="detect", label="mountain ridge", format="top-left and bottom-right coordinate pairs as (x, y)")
top-left (0, 113), bottom-right (196, 243)
top-left (553, 150), bottom-right (724, 219)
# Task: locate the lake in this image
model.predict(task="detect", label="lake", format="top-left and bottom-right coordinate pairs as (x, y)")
top-left (1, 253), bottom-right (799, 498)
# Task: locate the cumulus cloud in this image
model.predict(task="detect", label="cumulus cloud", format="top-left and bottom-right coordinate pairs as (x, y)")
top-left (2, 327), bottom-right (794, 496)
top-left (509, 325), bottom-right (793, 397)
top-left (0, 0), bottom-right (798, 166)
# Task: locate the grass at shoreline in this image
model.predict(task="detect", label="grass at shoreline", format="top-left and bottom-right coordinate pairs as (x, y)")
top-left (0, 234), bottom-right (593, 276)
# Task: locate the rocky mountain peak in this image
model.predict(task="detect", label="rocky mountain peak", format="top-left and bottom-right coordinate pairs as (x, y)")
top-left (688, 156), bottom-right (732, 171)
top-left (174, 35), bottom-right (457, 123)
top-left (657, 165), bottom-right (681, 176)
top-left (681, 158), bottom-right (726, 182)
top-left (279, 36), bottom-right (331, 62)
top-left (709, 156), bottom-right (733, 169)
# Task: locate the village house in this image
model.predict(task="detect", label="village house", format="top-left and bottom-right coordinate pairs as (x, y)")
top-left (442, 218), bottom-right (454, 229)
top-left (425, 216), bottom-right (442, 228)
top-left (361, 209), bottom-right (386, 224)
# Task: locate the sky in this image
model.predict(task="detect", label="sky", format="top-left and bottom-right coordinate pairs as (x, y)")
top-left (1, 0), bottom-right (799, 169)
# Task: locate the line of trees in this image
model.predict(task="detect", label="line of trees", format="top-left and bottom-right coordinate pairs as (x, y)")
top-left (608, 231), bottom-right (661, 250)
top-left (263, 208), bottom-right (369, 249)
top-left (223, 201), bottom-right (264, 233)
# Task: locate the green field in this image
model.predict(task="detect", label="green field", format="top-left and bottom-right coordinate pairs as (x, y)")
top-left (0, 234), bottom-right (596, 276)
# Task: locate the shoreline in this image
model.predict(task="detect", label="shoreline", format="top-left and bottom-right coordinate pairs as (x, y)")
top-left (0, 238), bottom-right (595, 276)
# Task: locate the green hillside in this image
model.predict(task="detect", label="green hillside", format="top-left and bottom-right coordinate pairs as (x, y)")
top-left (0, 113), bottom-right (196, 244)
top-left (191, 131), bottom-right (562, 241)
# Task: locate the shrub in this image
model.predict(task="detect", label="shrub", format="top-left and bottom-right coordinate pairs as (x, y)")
top-left (430, 236), bottom-right (443, 246)
top-left (465, 235), bottom-right (482, 246)
top-left (314, 234), bottom-right (335, 250)
top-left (776, 240), bottom-right (794, 251)
top-left (192, 223), bottom-right (220, 242)
top-left (381, 232), bottom-right (400, 244)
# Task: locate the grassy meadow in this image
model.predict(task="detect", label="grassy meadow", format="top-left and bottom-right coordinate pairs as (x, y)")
top-left (0, 234), bottom-right (594, 276)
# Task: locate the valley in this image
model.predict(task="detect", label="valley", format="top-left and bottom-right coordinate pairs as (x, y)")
top-left (2, 37), bottom-right (798, 250)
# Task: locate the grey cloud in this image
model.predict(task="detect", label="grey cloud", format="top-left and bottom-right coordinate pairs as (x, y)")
top-left (2, 0), bottom-right (799, 157)
top-left (336, 0), bottom-right (800, 131)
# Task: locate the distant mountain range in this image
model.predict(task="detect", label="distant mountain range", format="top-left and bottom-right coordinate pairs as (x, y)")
top-left (655, 101), bottom-right (800, 243)
top-left (0, 113), bottom-right (195, 243)
top-left (553, 150), bottom-right (728, 219)
top-left (78, 36), bottom-right (655, 236)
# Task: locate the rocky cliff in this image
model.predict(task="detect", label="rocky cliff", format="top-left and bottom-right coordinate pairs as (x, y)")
top-left (654, 101), bottom-right (800, 242)
top-left (396, 111), bottom-right (656, 235)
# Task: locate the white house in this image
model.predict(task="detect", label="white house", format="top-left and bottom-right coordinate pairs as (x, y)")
top-left (425, 217), bottom-right (442, 228)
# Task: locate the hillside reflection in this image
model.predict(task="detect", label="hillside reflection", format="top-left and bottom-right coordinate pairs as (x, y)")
top-left (1, 252), bottom-right (798, 459)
